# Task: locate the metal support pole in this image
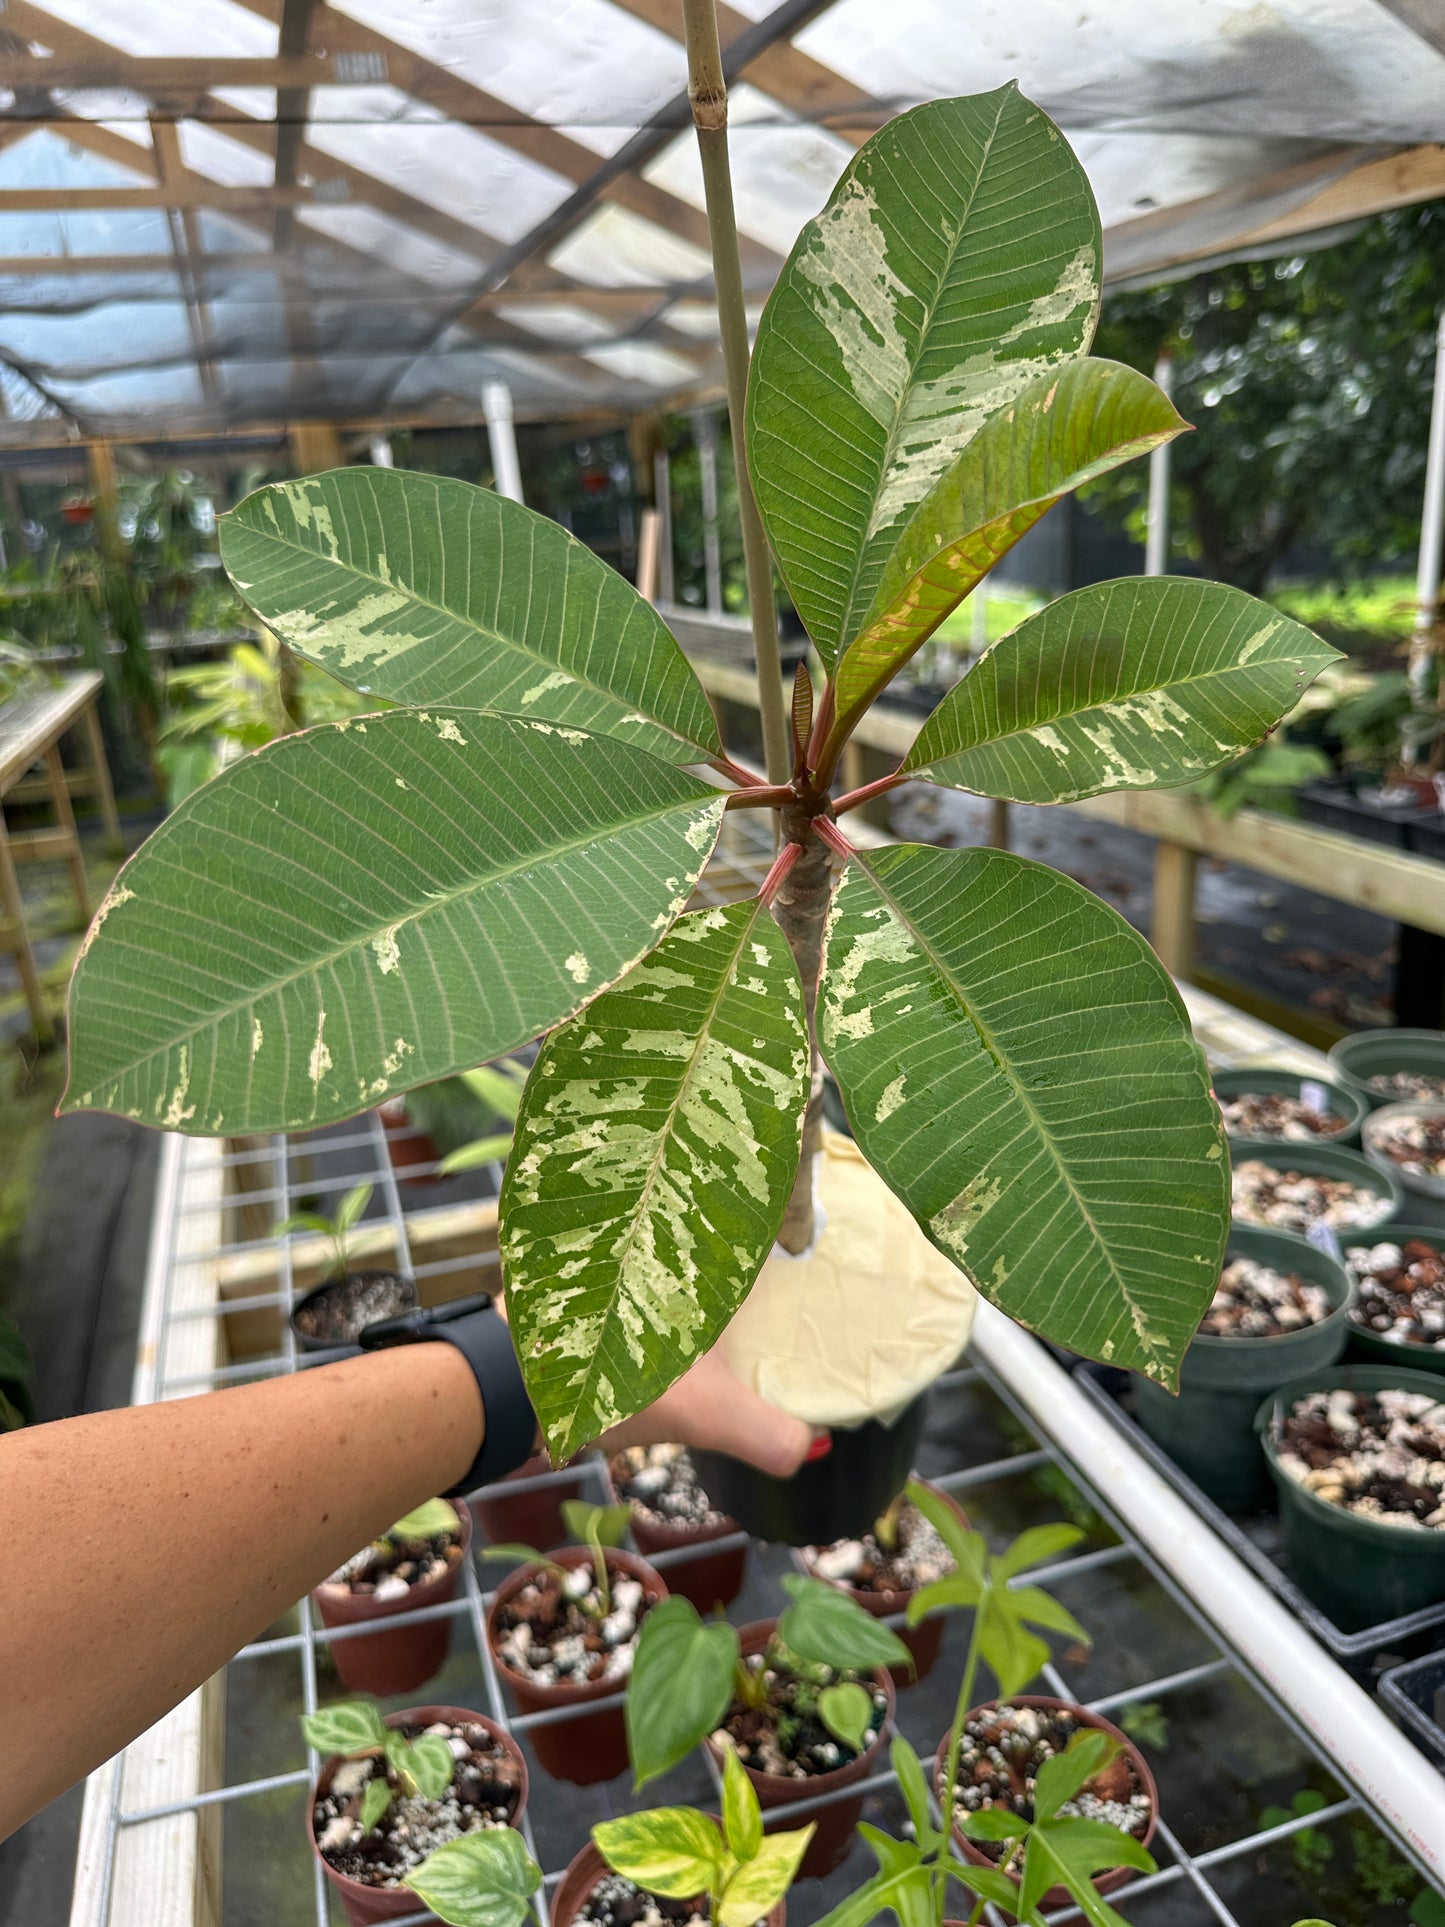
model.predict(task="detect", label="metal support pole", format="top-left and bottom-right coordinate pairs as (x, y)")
top-left (1144, 351), bottom-right (1174, 577)
top-left (482, 380), bottom-right (524, 504)
top-left (654, 447), bottom-right (674, 604)
top-left (1405, 310), bottom-right (1445, 764)
top-left (693, 406), bottom-right (723, 615)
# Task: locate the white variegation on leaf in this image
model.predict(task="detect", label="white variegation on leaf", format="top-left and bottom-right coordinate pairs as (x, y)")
top-left (819, 845), bottom-right (1228, 1388)
top-left (502, 898), bottom-right (810, 1461)
top-left (219, 468), bottom-right (720, 765)
top-left (903, 577), bottom-right (1340, 802)
top-left (831, 361), bottom-right (1186, 727)
top-left (747, 84), bottom-right (1101, 668)
top-left (62, 714), bottom-right (722, 1135)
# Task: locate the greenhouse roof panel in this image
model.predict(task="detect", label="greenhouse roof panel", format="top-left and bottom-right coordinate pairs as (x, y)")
top-left (0, 0), bottom-right (1440, 438)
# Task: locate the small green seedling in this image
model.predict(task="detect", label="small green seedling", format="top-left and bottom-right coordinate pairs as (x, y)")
top-left (482, 1498), bottom-right (633, 1617)
top-left (404, 1828), bottom-right (543, 1927)
top-left (957, 1730), bottom-right (1156, 1927)
top-left (595, 1745), bottom-right (812, 1927)
top-left (273, 1181), bottom-right (372, 1282)
top-left (624, 1576), bottom-right (911, 1790)
top-left (301, 1701), bottom-right (454, 1837)
top-left (436, 1059), bottom-right (530, 1175)
top-left (871, 1493), bottom-right (905, 1556)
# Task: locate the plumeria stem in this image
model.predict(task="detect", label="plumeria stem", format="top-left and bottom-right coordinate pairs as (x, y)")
top-left (711, 753), bottom-right (768, 788)
top-left (756, 839), bottom-right (804, 906)
top-left (834, 770), bottom-right (906, 814)
top-left (724, 785), bottom-right (796, 810)
top-left (811, 815), bottom-right (855, 861)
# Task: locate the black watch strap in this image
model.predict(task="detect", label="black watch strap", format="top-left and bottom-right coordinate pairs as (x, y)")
top-left (359, 1294), bottom-right (538, 1498)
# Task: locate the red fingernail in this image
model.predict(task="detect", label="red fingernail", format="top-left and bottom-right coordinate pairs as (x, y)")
top-left (805, 1432), bottom-right (832, 1462)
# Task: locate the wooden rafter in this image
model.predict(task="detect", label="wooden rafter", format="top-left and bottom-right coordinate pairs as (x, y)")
top-left (272, 0), bottom-right (318, 254)
top-left (150, 116), bottom-right (220, 403)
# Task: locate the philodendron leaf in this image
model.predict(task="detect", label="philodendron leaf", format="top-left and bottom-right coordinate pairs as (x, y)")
top-left (721, 1744), bottom-right (763, 1863)
top-left (627, 1597), bottom-right (740, 1790)
top-left (300, 1702), bottom-right (386, 1757)
top-left (402, 1733), bottom-right (456, 1803)
top-left (62, 713), bottom-right (723, 1135)
top-left (746, 84), bottom-right (1100, 668)
top-left (903, 578), bottom-right (1339, 803)
top-left (832, 361), bottom-right (1184, 725)
top-left (358, 1777), bottom-right (391, 1834)
top-left (220, 468), bottom-right (720, 765)
top-left (819, 1681), bottom-right (874, 1751)
top-left (779, 1572), bottom-right (911, 1675)
top-left (502, 898), bottom-right (809, 1460)
top-left (820, 845), bottom-right (1228, 1387)
top-left (593, 1807), bottom-right (725, 1899)
top-left (405, 1827), bottom-right (542, 1927)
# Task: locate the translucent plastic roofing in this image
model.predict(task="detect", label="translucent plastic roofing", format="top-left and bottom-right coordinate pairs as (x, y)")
top-left (0, 0), bottom-right (1442, 438)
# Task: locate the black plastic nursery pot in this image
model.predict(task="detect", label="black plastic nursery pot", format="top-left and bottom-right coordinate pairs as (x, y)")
top-left (1257, 1362), bottom-right (1445, 1631)
top-left (1346, 1222), bottom-right (1445, 1374)
top-left (307, 1704), bottom-right (528, 1927)
top-left (1328, 1028), bottom-right (1445, 1111)
top-left (693, 1391), bottom-right (928, 1545)
top-left (711, 1619), bottom-right (896, 1881)
top-left (1296, 777), bottom-right (1429, 848)
top-left (1231, 1137), bottom-right (1404, 1230)
top-left (1379, 1648), bottom-right (1445, 1762)
top-left (290, 1270), bottom-right (417, 1353)
top-left (484, 1545), bottom-right (667, 1786)
top-left (1131, 1225), bottom-right (1353, 1512)
top-left (798, 1479), bottom-right (969, 1686)
top-left (312, 1500), bottom-right (470, 1697)
top-left (551, 1841), bottom-right (787, 1927)
top-left (1213, 1065), bottom-right (1367, 1146)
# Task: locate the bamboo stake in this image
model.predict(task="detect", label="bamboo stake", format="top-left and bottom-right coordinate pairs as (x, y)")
top-left (681, 0), bottom-right (791, 790)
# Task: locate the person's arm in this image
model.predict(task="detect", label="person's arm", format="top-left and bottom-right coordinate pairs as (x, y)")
top-left (0, 1342), bottom-right (811, 1840)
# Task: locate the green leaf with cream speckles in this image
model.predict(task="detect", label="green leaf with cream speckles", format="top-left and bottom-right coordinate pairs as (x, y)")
top-left (62, 713), bottom-right (722, 1135)
top-left (831, 361), bottom-right (1186, 729)
top-left (502, 898), bottom-right (810, 1460)
top-left (746, 85), bottom-right (1101, 668)
top-left (903, 578), bottom-right (1340, 802)
top-left (219, 468), bottom-right (720, 764)
top-left (819, 845), bottom-right (1228, 1388)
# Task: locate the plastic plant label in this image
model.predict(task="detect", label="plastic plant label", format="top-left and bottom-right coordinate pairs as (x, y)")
top-left (1300, 1080), bottom-right (1331, 1115)
top-left (1305, 1218), bottom-right (1343, 1261)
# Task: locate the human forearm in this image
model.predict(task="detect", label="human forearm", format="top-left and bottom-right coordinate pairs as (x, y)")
top-left (0, 1342), bottom-right (481, 1836)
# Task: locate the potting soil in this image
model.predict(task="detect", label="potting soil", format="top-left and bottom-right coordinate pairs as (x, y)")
top-left (1199, 1257), bottom-right (1330, 1339)
top-left (1367, 1071), bottom-right (1445, 1101)
top-left (494, 1561), bottom-right (652, 1686)
top-left (946, 1703), bottom-right (1151, 1842)
top-left (1368, 1111), bottom-right (1445, 1181)
top-left (1275, 1388), bottom-right (1445, 1526)
top-left (723, 1658), bottom-right (887, 1779)
top-left (322, 1521), bottom-right (463, 1599)
top-left (1217, 1091), bottom-right (1348, 1140)
top-left (611, 1443), bottom-right (727, 1531)
top-left (1348, 1238), bottom-right (1445, 1346)
top-left (1230, 1159), bottom-right (1390, 1233)
top-left (805, 1499), bottom-right (953, 1593)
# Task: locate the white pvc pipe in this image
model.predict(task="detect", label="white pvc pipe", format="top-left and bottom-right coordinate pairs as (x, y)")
top-left (368, 436), bottom-right (394, 468)
top-left (1407, 310), bottom-right (1445, 727)
top-left (654, 447), bottom-right (675, 605)
top-left (482, 380), bottom-right (525, 504)
top-left (968, 1300), bottom-right (1445, 1882)
top-left (1144, 351), bottom-right (1174, 577)
top-left (693, 406), bottom-right (723, 615)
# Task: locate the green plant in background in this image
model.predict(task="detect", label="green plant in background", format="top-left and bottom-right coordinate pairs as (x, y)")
top-left (1257, 1787), bottom-right (1333, 1879)
top-left (64, 85), bottom-right (1338, 1461)
top-left (429, 1059), bottom-right (531, 1175)
top-left (1191, 737), bottom-right (1332, 820)
top-left (0, 1309), bottom-right (33, 1431)
top-left (299, 1701), bottom-right (455, 1835)
top-left (1117, 1700), bottom-right (1169, 1752)
top-left (272, 1181), bottom-right (372, 1283)
top-left (482, 1499), bottom-right (633, 1617)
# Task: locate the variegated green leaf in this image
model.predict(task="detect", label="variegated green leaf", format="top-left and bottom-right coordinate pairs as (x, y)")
top-left (219, 468), bottom-right (720, 764)
top-left (300, 1702), bottom-right (386, 1758)
top-left (405, 1829), bottom-right (542, 1927)
top-left (593, 1808), bottom-right (725, 1900)
top-left (502, 897), bottom-right (809, 1459)
top-left (716, 1829), bottom-right (814, 1927)
top-left (819, 846), bottom-right (1228, 1387)
top-left (831, 361), bottom-right (1185, 726)
top-left (903, 578), bottom-right (1339, 802)
top-left (746, 85), bottom-right (1100, 667)
top-left (62, 713), bottom-right (722, 1135)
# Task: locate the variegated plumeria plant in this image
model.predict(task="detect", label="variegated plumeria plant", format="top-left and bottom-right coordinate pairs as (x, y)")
top-left (64, 86), bottom-right (1337, 1461)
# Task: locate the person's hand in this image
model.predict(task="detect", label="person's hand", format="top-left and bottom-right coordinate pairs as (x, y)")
top-left (597, 1344), bottom-right (820, 1478)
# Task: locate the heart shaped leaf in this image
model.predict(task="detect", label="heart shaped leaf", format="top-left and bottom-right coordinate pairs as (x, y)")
top-left (627, 1599), bottom-right (741, 1790)
top-left (220, 468), bottom-right (720, 764)
top-left (819, 845), bottom-right (1228, 1386)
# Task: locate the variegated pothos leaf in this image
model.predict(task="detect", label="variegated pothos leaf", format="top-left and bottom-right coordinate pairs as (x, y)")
top-left (502, 898), bottom-right (809, 1460)
top-left (219, 468), bottom-right (720, 764)
top-left (746, 84), bottom-right (1101, 667)
top-left (831, 361), bottom-right (1185, 727)
top-left (903, 578), bottom-right (1340, 801)
top-left (62, 714), bottom-right (723, 1134)
top-left (819, 845), bottom-right (1228, 1388)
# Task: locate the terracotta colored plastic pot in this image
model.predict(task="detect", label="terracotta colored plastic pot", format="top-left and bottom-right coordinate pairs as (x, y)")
top-left (307, 1703), bottom-right (528, 1927)
top-left (936, 1697), bottom-right (1158, 1919)
top-left (551, 1840), bottom-right (786, 1927)
top-left (313, 1501), bottom-right (471, 1697)
top-left (799, 1481), bottom-right (967, 1687)
top-left (485, 1546), bottom-right (667, 1785)
top-left (710, 1619), bottom-right (895, 1881)
top-left (608, 1450), bottom-right (747, 1613)
top-left (470, 1453), bottom-right (586, 1551)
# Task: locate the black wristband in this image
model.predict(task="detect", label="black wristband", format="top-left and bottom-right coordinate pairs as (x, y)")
top-left (359, 1294), bottom-right (538, 1498)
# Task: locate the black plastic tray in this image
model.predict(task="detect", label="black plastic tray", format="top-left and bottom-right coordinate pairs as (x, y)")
top-left (1380, 1651), bottom-right (1445, 1761)
top-left (1075, 1361), bottom-right (1445, 1664)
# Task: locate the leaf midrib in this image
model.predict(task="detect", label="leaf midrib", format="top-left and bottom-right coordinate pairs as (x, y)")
top-left (228, 500), bottom-right (712, 755)
top-left (553, 900), bottom-right (800, 1452)
top-left (83, 788), bottom-right (724, 1092)
top-left (854, 851), bottom-right (1169, 1361)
